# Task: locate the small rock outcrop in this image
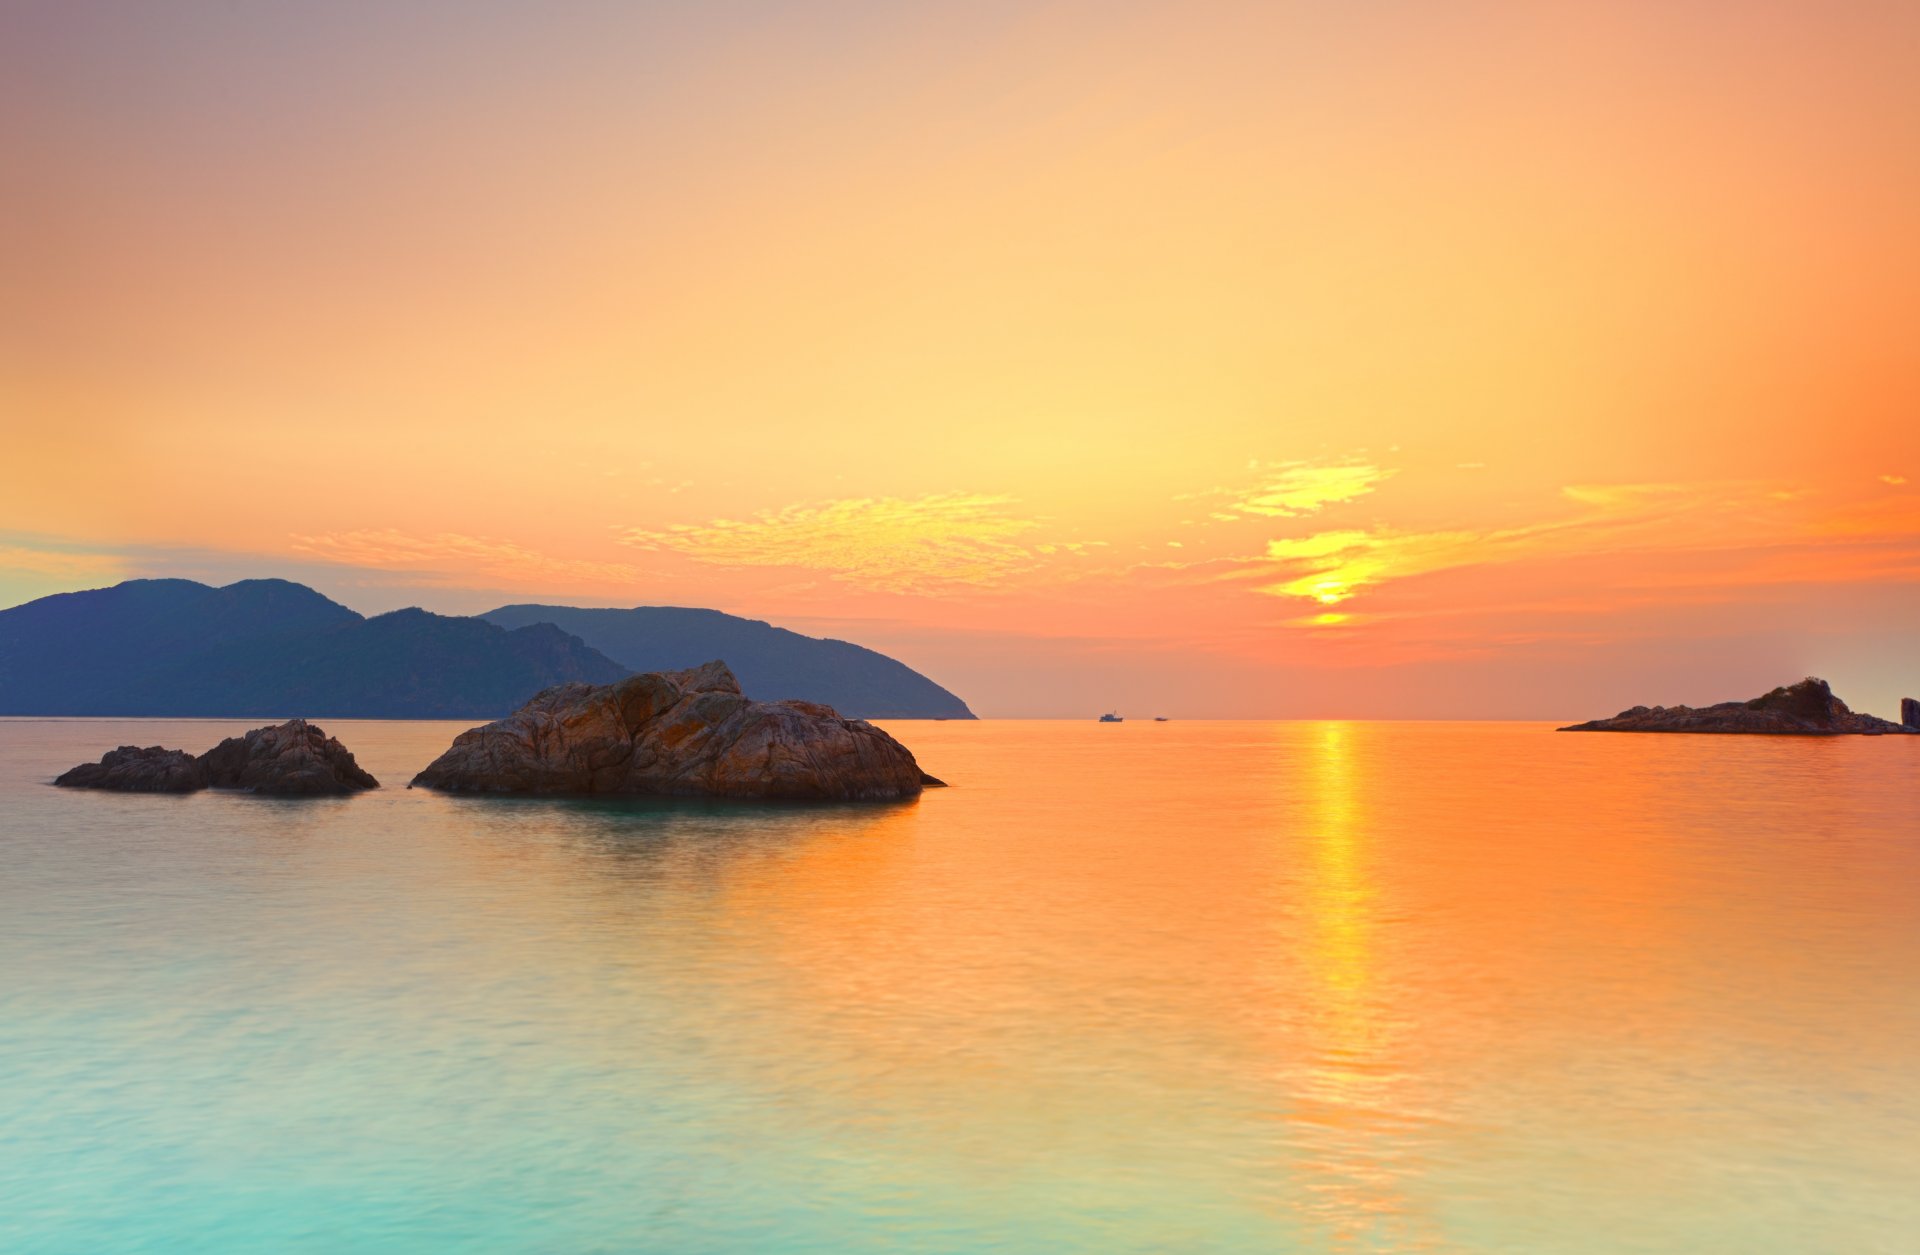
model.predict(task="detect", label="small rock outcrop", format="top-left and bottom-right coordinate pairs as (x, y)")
top-left (411, 660), bottom-right (941, 800)
top-left (54, 746), bottom-right (210, 792)
top-left (1559, 677), bottom-right (1919, 736)
top-left (199, 719), bottom-right (380, 796)
top-left (1903, 698), bottom-right (1920, 730)
top-left (54, 720), bottom-right (378, 795)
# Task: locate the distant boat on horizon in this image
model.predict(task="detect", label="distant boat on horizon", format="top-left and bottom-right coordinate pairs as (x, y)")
top-left (1154, 716), bottom-right (1169, 722)
top-left (1099, 712), bottom-right (1124, 723)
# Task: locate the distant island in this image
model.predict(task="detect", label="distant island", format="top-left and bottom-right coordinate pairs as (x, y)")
top-left (0, 579), bottom-right (974, 720)
top-left (1559, 677), bottom-right (1920, 736)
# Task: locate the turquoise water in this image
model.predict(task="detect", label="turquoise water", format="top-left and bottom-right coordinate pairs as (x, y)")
top-left (3, 717), bottom-right (1918, 1253)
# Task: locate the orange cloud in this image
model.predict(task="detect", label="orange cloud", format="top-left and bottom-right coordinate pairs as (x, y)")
top-left (1259, 529), bottom-right (1480, 605)
top-left (1235, 477), bottom-right (1920, 657)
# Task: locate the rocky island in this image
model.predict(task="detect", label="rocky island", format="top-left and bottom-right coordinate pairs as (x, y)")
top-left (55, 719), bottom-right (379, 795)
top-left (197, 719), bottom-right (381, 795)
top-left (53, 745), bottom-right (211, 792)
top-left (1559, 677), bottom-right (1920, 736)
top-left (411, 660), bottom-right (942, 801)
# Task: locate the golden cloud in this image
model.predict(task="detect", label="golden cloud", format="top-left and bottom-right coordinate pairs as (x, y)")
top-left (1255, 481), bottom-right (1789, 612)
top-left (1235, 462), bottom-right (1394, 517)
top-left (1260, 529), bottom-right (1479, 604)
top-left (1180, 459), bottom-right (1394, 521)
top-left (617, 494), bottom-right (1044, 595)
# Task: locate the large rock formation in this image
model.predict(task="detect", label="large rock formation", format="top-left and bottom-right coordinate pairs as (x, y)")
top-left (54, 720), bottom-right (379, 795)
top-left (1560, 677), bottom-right (1919, 735)
top-left (412, 660), bottom-right (942, 800)
top-left (54, 745), bottom-right (210, 792)
top-left (199, 719), bottom-right (380, 795)
top-left (1904, 698), bottom-right (1920, 730)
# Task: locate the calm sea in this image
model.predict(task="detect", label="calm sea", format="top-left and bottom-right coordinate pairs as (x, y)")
top-left (3, 717), bottom-right (1918, 1253)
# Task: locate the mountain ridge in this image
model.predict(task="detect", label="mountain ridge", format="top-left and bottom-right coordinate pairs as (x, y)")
top-left (0, 579), bottom-right (630, 718)
top-left (0, 580), bottom-right (974, 720)
top-left (481, 603), bottom-right (975, 719)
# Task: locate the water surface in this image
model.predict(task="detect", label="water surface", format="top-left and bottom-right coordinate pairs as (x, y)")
top-left (3, 718), bottom-right (1918, 1252)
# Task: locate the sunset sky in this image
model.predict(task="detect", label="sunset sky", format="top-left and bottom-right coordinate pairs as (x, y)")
top-left (4, 0), bottom-right (1917, 717)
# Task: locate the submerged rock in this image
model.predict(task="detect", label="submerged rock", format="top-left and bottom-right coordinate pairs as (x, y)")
top-left (1559, 677), bottom-right (1918, 736)
top-left (54, 745), bottom-right (210, 792)
top-left (199, 719), bottom-right (380, 796)
top-left (411, 660), bottom-right (939, 800)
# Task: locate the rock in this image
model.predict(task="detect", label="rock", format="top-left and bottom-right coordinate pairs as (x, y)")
top-left (1559, 677), bottom-right (1918, 735)
top-left (199, 719), bottom-right (380, 795)
top-left (54, 745), bottom-right (209, 792)
top-left (1904, 698), bottom-right (1920, 730)
top-left (411, 660), bottom-right (937, 800)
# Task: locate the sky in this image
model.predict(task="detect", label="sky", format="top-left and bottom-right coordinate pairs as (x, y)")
top-left (3, 0), bottom-right (1917, 717)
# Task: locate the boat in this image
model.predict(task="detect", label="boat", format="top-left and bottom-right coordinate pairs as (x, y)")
top-left (1154, 716), bottom-right (1169, 722)
top-left (1098, 712), bottom-right (1124, 723)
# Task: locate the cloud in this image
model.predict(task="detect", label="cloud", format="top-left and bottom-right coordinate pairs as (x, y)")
top-left (1251, 480), bottom-right (1920, 621)
top-left (1882, 474), bottom-right (1907, 486)
top-left (1235, 462), bottom-right (1393, 517)
top-left (1252, 482), bottom-right (1740, 609)
top-left (289, 529), bottom-right (647, 589)
top-left (1179, 459), bottom-right (1394, 520)
top-left (616, 494), bottom-right (1044, 595)
top-left (1259, 529), bottom-right (1479, 604)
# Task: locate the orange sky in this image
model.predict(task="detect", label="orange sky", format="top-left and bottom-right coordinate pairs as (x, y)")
top-left (3, 0), bottom-right (1917, 716)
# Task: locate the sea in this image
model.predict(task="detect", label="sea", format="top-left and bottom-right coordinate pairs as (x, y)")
top-left (3, 717), bottom-right (1917, 1254)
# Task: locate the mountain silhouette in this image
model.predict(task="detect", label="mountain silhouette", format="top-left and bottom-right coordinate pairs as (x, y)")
top-left (0, 579), bottom-right (626, 718)
top-left (0, 579), bottom-right (976, 719)
top-left (482, 604), bottom-right (975, 719)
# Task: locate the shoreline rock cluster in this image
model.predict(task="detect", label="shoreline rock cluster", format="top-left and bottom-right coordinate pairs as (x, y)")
top-left (1559, 677), bottom-right (1920, 736)
top-left (55, 662), bottom-right (947, 803)
top-left (412, 660), bottom-right (942, 801)
top-left (55, 719), bottom-right (380, 795)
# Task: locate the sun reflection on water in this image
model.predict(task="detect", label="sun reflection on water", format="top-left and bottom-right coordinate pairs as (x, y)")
top-left (1287, 721), bottom-right (1437, 1251)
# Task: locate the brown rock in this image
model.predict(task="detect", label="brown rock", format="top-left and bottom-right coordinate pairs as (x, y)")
top-left (1559, 677), bottom-right (1918, 736)
top-left (411, 660), bottom-right (936, 800)
top-left (54, 745), bottom-right (209, 792)
top-left (199, 719), bottom-right (380, 795)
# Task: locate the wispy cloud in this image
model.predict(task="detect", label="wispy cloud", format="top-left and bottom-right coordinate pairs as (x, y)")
top-left (1235, 461), bottom-right (1394, 517)
top-left (1180, 459), bottom-right (1393, 522)
top-left (1249, 481), bottom-right (1920, 623)
top-left (290, 530), bottom-right (647, 589)
top-left (617, 494), bottom-right (1044, 595)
